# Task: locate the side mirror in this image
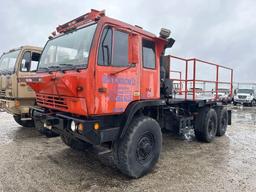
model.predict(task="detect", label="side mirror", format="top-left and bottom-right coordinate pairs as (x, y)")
top-left (165, 38), bottom-right (175, 49)
top-left (128, 33), bottom-right (139, 65)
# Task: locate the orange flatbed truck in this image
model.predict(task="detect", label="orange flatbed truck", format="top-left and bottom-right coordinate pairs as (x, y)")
top-left (26, 10), bottom-right (232, 178)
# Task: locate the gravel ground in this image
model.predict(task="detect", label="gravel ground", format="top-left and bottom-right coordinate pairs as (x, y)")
top-left (0, 106), bottom-right (256, 192)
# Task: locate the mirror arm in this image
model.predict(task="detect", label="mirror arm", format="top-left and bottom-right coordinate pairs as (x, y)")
top-left (103, 45), bottom-right (111, 65)
top-left (110, 63), bottom-right (135, 76)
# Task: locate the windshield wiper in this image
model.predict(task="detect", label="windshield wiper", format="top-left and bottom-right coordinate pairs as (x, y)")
top-left (110, 64), bottom-right (136, 76)
top-left (47, 65), bottom-right (63, 73)
top-left (38, 66), bottom-right (62, 73)
top-left (37, 67), bottom-right (49, 72)
top-left (48, 65), bottom-right (61, 69)
top-left (59, 64), bottom-right (86, 72)
top-left (59, 64), bottom-right (75, 69)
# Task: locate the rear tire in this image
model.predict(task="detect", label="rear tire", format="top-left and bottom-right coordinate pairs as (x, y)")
top-left (61, 134), bottom-right (92, 151)
top-left (113, 116), bottom-right (162, 178)
top-left (13, 115), bottom-right (34, 128)
top-left (216, 108), bottom-right (228, 136)
top-left (194, 108), bottom-right (217, 143)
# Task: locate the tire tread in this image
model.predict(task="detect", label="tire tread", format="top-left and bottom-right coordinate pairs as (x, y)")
top-left (114, 116), bottom-right (161, 178)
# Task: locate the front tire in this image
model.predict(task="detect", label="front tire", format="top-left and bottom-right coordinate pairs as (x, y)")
top-left (13, 115), bottom-right (34, 128)
top-left (113, 116), bottom-right (162, 178)
top-left (194, 108), bottom-right (217, 143)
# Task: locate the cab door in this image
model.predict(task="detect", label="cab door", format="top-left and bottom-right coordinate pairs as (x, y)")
top-left (95, 26), bottom-right (140, 115)
top-left (140, 39), bottom-right (160, 99)
top-left (18, 50), bottom-right (41, 98)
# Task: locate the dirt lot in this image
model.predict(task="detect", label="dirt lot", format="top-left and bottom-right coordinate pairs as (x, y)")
top-left (0, 106), bottom-right (256, 192)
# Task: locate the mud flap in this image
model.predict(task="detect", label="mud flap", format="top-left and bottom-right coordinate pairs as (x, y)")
top-left (0, 102), bottom-right (4, 112)
top-left (228, 110), bottom-right (232, 125)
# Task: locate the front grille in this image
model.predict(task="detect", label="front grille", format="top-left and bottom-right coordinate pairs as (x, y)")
top-left (0, 89), bottom-right (6, 97)
top-left (238, 95), bottom-right (247, 99)
top-left (36, 94), bottom-right (68, 110)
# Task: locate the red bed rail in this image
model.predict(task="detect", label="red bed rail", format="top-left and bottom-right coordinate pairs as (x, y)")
top-left (170, 70), bottom-right (182, 95)
top-left (169, 55), bottom-right (233, 101)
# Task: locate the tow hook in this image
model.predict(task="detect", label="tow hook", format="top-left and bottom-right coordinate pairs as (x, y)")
top-left (44, 123), bottom-right (52, 130)
top-left (44, 118), bottom-right (59, 130)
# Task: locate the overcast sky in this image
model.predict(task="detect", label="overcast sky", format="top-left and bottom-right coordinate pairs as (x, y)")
top-left (0, 0), bottom-right (255, 82)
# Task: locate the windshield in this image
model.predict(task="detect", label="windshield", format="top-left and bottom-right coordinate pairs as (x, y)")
top-left (237, 89), bottom-right (254, 94)
top-left (39, 24), bottom-right (97, 71)
top-left (0, 50), bottom-right (20, 74)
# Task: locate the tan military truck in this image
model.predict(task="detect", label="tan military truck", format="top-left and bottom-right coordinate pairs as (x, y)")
top-left (0, 46), bottom-right (58, 136)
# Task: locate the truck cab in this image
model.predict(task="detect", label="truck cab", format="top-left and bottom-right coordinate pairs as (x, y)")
top-left (233, 88), bottom-right (256, 106)
top-left (28, 10), bottom-right (168, 116)
top-left (0, 46), bottom-right (42, 127)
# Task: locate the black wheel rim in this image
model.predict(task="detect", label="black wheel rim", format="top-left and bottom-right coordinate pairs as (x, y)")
top-left (136, 132), bottom-right (155, 164)
top-left (208, 117), bottom-right (215, 137)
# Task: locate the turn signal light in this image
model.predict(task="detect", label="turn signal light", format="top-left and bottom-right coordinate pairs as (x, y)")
top-left (15, 100), bottom-right (20, 108)
top-left (78, 123), bottom-right (84, 133)
top-left (94, 123), bottom-right (100, 130)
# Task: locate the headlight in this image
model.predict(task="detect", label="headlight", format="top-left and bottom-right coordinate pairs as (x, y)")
top-left (70, 121), bottom-right (77, 132)
top-left (247, 95), bottom-right (253, 99)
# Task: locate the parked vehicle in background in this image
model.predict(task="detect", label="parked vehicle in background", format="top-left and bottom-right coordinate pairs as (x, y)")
top-left (0, 46), bottom-right (58, 137)
top-left (214, 88), bottom-right (232, 104)
top-left (233, 88), bottom-right (256, 106)
top-left (188, 88), bottom-right (203, 96)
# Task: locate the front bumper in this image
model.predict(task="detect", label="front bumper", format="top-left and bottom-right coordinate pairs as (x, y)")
top-left (220, 97), bottom-right (232, 103)
top-left (32, 109), bottom-right (120, 145)
top-left (234, 99), bottom-right (252, 104)
top-left (0, 99), bottom-right (30, 115)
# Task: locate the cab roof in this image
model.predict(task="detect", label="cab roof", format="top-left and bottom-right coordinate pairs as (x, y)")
top-left (3, 45), bottom-right (42, 55)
